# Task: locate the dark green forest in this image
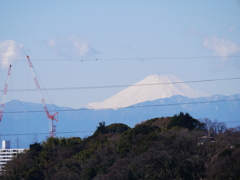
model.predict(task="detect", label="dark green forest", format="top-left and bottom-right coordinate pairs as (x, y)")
top-left (1, 112), bottom-right (240, 180)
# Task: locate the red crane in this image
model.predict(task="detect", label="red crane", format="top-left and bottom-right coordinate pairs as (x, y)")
top-left (0, 64), bottom-right (12, 122)
top-left (26, 55), bottom-right (58, 137)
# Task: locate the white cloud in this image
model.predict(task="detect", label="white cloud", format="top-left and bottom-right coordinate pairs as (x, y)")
top-left (48, 36), bottom-right (99, 59)
top-left (0, 40), bottom-right (24, 69)
top-left (203, 36), bottom-right (240, 58)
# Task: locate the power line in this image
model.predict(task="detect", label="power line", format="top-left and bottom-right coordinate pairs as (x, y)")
top-left (3, 97), bottom-right (240, 114)
top-left (15, 55), bottom-right (240, 62)
top-left (0, 131), bottom-right (94, 137)
top-left (4, 76), bottom-right (240, 92)
top-left (1, 120), bottom-right (240, 137)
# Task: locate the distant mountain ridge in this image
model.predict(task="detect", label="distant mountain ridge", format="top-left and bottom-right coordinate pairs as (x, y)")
top-left (88, 74), bottom-right (207, 109)
top-left (1, 94), bottom-right (240, 148)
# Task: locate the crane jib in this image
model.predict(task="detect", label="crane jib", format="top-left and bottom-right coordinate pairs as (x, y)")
top-left (26, 55), bottom-right (58, 136)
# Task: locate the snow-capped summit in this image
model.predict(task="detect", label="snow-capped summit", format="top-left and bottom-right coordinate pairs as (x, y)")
top-left (88, 74), bottom-right (206, 109)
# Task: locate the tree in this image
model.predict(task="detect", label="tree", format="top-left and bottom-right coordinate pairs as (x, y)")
top-left (94, 121), bottom-right (108, 135)
top-left (106, 123), bottom-right (130, 134)
top-left (167, 112), bottom-right (205, 130)
top-left (94, 122), bottom-right (130, 136)
top-left (201, 118), bottom-right (226, 137)
top-left (2, 117), bottom-right (240, 180)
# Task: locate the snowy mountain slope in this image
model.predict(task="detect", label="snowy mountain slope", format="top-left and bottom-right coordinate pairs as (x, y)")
top-left (88, 74), bottom-right (207, 109)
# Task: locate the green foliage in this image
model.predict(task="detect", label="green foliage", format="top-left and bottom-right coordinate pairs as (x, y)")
top-left (1, 114), bottom-right (239, 180)
top-left (132, 124), bottom-right (160, 135)
top-left (167, 112), bottom-right (205, 130)
top-left (29, 142), bottom-right (42, 152)
top-left (106, 123), bottom-right (131, 134)
top-left (83, 167), bottom-right (96, 180)
top-left (94, 121), bottom-right (108, 135)
top-left (94, 122), bottom-right (130, 136)
top-left (74, 149), bottom-right (93, 161)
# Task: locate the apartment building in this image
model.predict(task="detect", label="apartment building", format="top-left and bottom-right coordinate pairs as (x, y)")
top-left (0, 140), bottom-right (27, 173)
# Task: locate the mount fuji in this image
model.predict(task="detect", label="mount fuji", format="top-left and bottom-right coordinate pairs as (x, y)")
top-left (88, 74), bottom-right (207, 109)
top-left (2, 74), bottom-right (239, 149)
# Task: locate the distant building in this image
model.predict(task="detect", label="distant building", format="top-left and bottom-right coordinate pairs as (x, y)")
top-left (198, 136), bottom-right (214, 145)
top-left (0, 140), bottom-right (27, 173)
top-left (2, 141), bottom-right (10, 149)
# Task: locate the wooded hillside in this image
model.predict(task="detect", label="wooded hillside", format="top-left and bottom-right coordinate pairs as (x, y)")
top-left (1, 112), bottom-right (240, 180)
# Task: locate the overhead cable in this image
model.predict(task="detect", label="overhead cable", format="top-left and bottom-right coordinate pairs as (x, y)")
top-left (15, 55), bottom-right (240, 62)
top-left (1, 131), bottom-right (94, 137)
top-left (3, 97), bottom-right (240, 114)
top-left (4, 76), bottom-right (240, 92)
top-left (1, 120), bottom-right (240, 137)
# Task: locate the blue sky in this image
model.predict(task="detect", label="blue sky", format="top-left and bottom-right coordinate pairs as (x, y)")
top-left (0, 0), bottom-right (240, 108)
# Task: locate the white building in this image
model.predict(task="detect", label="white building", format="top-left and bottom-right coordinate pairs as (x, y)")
top-left (0, 140), bottom-right (27, 173)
